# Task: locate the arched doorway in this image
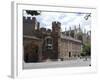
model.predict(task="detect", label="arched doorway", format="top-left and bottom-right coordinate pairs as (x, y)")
top-left (24, 42), bottom-right (39, 62)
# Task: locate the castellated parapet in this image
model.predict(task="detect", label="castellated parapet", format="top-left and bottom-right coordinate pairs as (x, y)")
top-left (23, 16), bottom-right (37, 33)
top-left (52, 21), bottom-right (61, 38)
top-left (23, 17), bottom-right (52, 35)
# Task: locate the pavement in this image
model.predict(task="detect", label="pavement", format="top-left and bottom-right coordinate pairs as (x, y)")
top-left (23, 58), bottom-right (91, 69)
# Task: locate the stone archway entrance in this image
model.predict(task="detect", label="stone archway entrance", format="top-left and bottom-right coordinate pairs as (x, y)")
top-left (24, 42), bottom-right (39, 62)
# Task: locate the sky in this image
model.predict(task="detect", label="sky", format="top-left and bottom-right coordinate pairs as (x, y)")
top-left (23, 10), bottom-right (91, 32)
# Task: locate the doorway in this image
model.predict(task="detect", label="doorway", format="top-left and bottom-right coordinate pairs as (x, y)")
top-left (69, 52), bottom-right (71, 57)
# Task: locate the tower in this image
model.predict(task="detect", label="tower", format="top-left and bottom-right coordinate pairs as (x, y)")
top-left (52, 21), bottom-right (61, 59)
top-left (32, 17), bottom-right (37, 31)
top-left (23, 17), bottom-right (38, 35)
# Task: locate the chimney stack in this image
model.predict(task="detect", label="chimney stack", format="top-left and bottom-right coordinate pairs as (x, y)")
top-left (37, 22), bottom-right (40, 31)
top-left (74, 26), bottom-right (77, 39)
top-left (32, 17), bottom-right (36, 31)
top-left (69, 27), bottom-right (71, 37)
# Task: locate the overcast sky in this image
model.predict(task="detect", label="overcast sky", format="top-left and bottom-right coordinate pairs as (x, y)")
top-left (23, 10), bottom-right (91, 32)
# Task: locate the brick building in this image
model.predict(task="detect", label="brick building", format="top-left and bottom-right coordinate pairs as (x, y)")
top-left (23, 17), bottom-right (82, 62)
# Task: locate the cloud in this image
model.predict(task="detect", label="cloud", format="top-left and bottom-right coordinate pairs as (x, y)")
top-left (23, 10), bottom-right (91, 32)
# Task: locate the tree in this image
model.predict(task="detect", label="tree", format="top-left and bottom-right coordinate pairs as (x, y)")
top-left (82, 43), bottom-right (91, 56)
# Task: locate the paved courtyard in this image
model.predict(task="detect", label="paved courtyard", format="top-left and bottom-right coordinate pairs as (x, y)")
top-left (23, 58), bottom-right (91, 69)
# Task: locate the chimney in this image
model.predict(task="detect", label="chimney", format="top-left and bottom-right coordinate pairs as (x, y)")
top-left (47, 29), bottom-right (51, 33)
top-left (32, 17), bottom-right (36, 31)
top-left (69, 27), bottom-right (71, 37)
top-left (79, 24), bottom-right (81, 32)
top-left (37, 22), bottom-right (40, 31)
top-left (40, 27), bottom-right (46, 33)
top-left (74, 26), bottom-right (76, 39)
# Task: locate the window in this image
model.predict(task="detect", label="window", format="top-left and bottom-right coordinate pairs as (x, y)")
top-left (47, 38), bottom-right (52, 44)
top-left (46, 38), bottom-right (53, 49)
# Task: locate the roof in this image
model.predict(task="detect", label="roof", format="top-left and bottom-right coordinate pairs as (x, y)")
top-left (23, 35), bottom-right (41, 40)
top-left (61, 34), bottom-right (82, 43)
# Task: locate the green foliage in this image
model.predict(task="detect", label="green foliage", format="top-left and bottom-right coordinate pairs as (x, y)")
top-left (80, 52), bottom-right (86, 56)
top-left (82, 43), bottom-right (91, 56)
